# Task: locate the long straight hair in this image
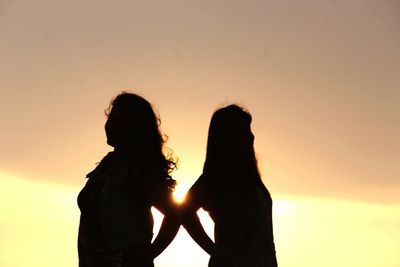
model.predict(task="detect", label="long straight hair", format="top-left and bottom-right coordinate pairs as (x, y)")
top-left (202, 104), bottom-right (268, 196)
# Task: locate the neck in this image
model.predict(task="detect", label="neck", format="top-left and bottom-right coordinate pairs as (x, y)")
top-left (113, 146), bottom-right (136, 158)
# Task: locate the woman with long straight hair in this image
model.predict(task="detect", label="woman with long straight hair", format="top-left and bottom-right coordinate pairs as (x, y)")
top-left (182, 104), bottom-right (278, 267)
top-left (77, 92), bottom-right (179, 267)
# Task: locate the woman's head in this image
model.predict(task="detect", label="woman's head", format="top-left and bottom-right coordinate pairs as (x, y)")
top-left (204, 104), bottom-right (255, 168)
top-left (104, 92), bottom-right (176, 189)
top-left (105, 93), bottom-right (161, 154)
top-left (203, 104), bottom-right (263, 190)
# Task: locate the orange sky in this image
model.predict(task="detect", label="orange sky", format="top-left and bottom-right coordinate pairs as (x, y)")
top-left (1, 0), bottom-right (399, 203)
top-left (0, 1), bottom-right (399, 266)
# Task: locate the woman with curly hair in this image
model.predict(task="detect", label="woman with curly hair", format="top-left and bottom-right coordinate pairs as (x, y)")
top-left (77, 92), bottom-right (179, 267)
top-left (182, 104), bottom-right (278, 267)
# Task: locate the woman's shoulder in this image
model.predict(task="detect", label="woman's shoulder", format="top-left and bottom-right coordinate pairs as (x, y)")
top-left (85, 152), bottom-right (115, 178)
top-left (86, 152), bottom-right (144, 188)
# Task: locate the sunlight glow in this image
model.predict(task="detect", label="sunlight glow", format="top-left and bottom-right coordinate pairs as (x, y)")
top-left (273, 198), bottom-right (292, 217)
top-left (172, 182), bottom-right (191, 204)
top-left (1, 174), bottom-right (399, 267)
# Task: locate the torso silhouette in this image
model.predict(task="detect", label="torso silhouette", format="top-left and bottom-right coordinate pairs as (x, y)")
top-left (78, 152), bottom-right (154, 251)
top-left (191, 176), bottom-right (278, 267)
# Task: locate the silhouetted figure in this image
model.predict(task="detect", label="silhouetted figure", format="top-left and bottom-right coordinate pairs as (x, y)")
top-left (182, 104), bottom-right (278, 267)
top-left (77, 92), bottom-right (179, 267)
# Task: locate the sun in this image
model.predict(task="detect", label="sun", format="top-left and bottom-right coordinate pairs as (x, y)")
top-left (173, 183), bottom-right (190, 204)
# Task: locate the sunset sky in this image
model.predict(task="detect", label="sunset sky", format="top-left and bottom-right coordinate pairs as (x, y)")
top-left (1, 1), bottom-right (399, 266)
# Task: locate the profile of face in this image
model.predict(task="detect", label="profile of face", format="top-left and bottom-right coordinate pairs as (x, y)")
top-left (227, 119), bottom-right (254, 155)
top-left (105, 106), bottom-right (132, 149)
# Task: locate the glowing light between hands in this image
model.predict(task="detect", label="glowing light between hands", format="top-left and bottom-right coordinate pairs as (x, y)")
top-left (173, 183), bottom-right (190, 204)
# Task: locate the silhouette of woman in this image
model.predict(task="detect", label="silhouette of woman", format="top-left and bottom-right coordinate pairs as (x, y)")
top-left (181, 104), bottom-right (278, 267)
top-left (77, 92), bottom-right (179, 267)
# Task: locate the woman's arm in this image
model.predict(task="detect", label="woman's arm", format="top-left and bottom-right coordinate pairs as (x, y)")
top-left (181, 208), bottom-right (215, 255)
top-left (180, 184), bottom-right (215, 255)
top-left (150, 190), bottom-right (180, 258)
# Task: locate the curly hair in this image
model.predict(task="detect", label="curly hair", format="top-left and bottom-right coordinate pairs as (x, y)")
top-left (105, 92), bottom-right (177, 190)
